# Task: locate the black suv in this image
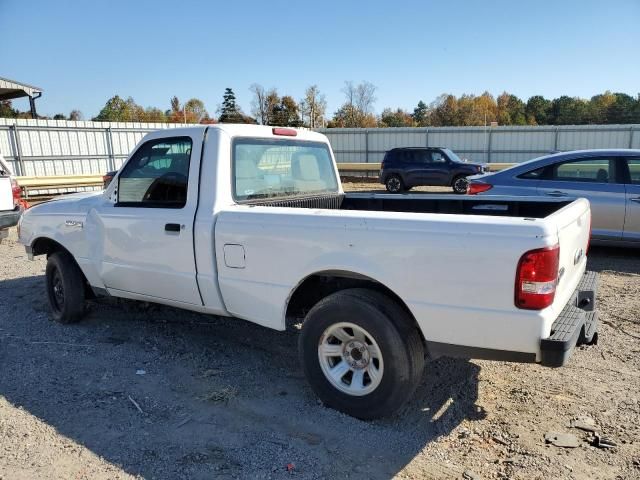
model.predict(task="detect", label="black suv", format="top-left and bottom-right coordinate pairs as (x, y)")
top-left (379, 147), bottom-right (486, 194)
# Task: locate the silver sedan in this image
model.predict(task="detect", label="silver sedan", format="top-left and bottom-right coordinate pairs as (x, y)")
top-left (467, 149), bottom-right (640, 246)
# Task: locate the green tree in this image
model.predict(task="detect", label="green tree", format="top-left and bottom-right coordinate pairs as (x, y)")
top-left (525, 96), bottom-right (551, 125)
top-left (412, 101), bottom-right (429, 126)
top-left (53, 113), bottom-right (66, 120)
top-left (218, 88), bottom-right (242, 123)
top-left (93, 95), bottom-right (144, 122)
top-left (550, 96), bottom-right (589, 125)
top-left (0, 100), bottom-right (17, 118)
top-left (608, 93), bottom-right (639, 124)
top-left (379, 108), bottom-right (414, 127)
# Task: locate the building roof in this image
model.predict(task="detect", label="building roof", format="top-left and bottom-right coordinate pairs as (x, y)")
top-left (0, 76), bottom-right (43, 100)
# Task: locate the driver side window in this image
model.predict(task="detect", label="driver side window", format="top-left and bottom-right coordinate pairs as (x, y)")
top-left (117, 136), bottom-right (192, 208)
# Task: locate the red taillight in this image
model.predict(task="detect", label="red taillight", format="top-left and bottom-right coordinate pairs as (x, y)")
top-left (272, 127), bottom-right (297, 137)
top-left (10, 177), bottom-right (21, 207)
top-left (467, 182), bottom-right (493, 195)
top-left (515, 244), bottom-right (560, 310)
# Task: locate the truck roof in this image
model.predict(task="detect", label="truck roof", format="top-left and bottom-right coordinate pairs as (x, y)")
top-left (164, 124), bottom-right (329, 143)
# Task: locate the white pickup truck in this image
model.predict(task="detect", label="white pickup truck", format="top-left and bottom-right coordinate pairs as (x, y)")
top-left (18, 125), bottom-right (598, 419)
top-left (0, 153), bottom-right (23, 244)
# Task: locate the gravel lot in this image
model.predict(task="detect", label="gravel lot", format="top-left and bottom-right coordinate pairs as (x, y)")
top-left (1, 186), bottom-right (639, 479)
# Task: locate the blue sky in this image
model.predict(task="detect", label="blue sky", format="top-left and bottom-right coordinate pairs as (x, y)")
top-left (1, 0), bottom-right (638, 119)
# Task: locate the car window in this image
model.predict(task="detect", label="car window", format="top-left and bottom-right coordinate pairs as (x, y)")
top-left (431, 151), bottom-right (446, 163)
top-left (518, 166), bottom-right (546, 179)
top-left (117, 136), bottom-right (192, 208)
top-left (626, 158), bottom-right (640, 184)
top-left (549, 158), bottom-right (615, 183)
top-left (398, 150), bottom-right (419, 163)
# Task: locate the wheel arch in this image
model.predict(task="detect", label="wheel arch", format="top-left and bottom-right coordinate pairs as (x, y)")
top-left (285, 269), bottom-right (425, 344)
top-left (31, 236), bottom-right (71, 258)
top-left (30, 236), bottom-right (96, 298)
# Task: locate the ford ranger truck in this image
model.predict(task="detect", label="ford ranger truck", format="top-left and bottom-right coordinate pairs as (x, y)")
top-left (18, 125), bottom-right (598, 419)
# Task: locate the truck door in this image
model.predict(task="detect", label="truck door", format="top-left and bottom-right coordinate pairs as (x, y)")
top-left (90, 131), bottom-right (204, 305)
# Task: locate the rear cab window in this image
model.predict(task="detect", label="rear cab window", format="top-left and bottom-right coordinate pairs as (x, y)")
top-left (232, 138), bottom-right (339, 201)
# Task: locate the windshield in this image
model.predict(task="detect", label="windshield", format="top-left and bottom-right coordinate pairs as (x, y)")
top-left (233, 138), bottom-right (339, 201)
top-left (443, 148), bottom-right (464, 163)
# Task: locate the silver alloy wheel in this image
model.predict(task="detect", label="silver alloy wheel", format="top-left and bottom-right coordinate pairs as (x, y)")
top-left (453, 176), bottom-right (468, 193)
top-left (386, 176), bottom-right (401, 192)
top-left (318, 322), bottom-right (384, 396)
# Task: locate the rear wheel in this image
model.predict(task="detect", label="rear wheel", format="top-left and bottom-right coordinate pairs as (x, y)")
top-left (452, 175), bottom-right (469, 194)
top-left (299, 288), bottom-right (425, 419)
top-left (385, 174), bottom-right (404, 193)
top-left (45, 251), bottom-right (87, 323)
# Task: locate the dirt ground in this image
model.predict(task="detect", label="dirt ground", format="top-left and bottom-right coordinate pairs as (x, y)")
top-left (1, 186), bottom-right (639, 479)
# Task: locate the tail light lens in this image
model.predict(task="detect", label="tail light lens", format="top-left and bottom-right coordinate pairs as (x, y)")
top-left (515, 244), bottom-right (560, 310)
top-left (10, 177), bottom-right (21, 207)
top-left (467, 182), bottom-right (493, 195)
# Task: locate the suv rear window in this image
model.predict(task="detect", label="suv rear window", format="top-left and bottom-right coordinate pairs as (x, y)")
top-left (232, 139), bottom-right (338, 201)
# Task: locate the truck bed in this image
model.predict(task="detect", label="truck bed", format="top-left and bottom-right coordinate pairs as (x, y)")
top-left (250, 192), bottom-right (573, 219)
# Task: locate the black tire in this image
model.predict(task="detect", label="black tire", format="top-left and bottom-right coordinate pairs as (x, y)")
top-left (452, 175), bottom-right (469, 194)
top-left (299, 288), bottom-right (425, 419)
top-left (385, 174), bottom-right (404, 193)
top-left (45, 251), bottom-right (87, 323)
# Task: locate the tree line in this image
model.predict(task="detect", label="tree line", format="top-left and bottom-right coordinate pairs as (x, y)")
top-left (1, 83), bottom-right (639, 127)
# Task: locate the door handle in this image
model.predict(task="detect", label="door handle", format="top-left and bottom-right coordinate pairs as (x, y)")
top-left (165, 223), bottom-right (181, 232)
top-left (630, 197), bottom-right (640, 203)
top-left (545, 191), bottom-right (568, 197)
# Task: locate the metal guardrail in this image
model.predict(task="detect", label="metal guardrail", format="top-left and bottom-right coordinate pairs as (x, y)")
top-left (15, 163), bottom-right (515, 196)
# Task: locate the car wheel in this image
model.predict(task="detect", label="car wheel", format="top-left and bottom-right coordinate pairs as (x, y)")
top-left (45, 251), bottom-right (87, 323)
top-left (299, 288), bottom-right (425, 419)
top-left (452, 175), bottom-right (469, 194)
top-left (385, 175), bottom-right (404, 193)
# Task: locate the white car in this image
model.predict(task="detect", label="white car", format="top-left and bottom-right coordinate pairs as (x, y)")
top-left (0, 154), bottom-right (23, 243)
top-left (18, 125), bottom-right (597, 419)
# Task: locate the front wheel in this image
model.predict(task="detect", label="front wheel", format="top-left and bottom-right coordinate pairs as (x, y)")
top-left (385, 174), bottom-right (404, 193)
top-left (45, 251), bottom-right (87, 323)
top-left (299, 288), bottom-right (425, 419)
top-left (452, 175), bottom-right (469, 194)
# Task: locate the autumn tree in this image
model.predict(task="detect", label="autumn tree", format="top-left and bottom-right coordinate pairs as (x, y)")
top-left (330, 81), bottom-right (377, 127)
top-left (497, 93), bottom-right (526, 125)
top-left (300, 85), bottom-right (327, 128)
top-left (68, 110), bottom-right (83, 121)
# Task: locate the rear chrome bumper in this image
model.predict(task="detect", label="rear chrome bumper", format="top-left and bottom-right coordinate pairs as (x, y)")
top-left (540, 271), bottom-right (598, 367)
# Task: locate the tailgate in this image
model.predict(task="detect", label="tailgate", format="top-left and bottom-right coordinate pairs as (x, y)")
top-left (551, 198), bottom-right (591, 310)
top-left (0, 176), bottom-right (14, 211)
